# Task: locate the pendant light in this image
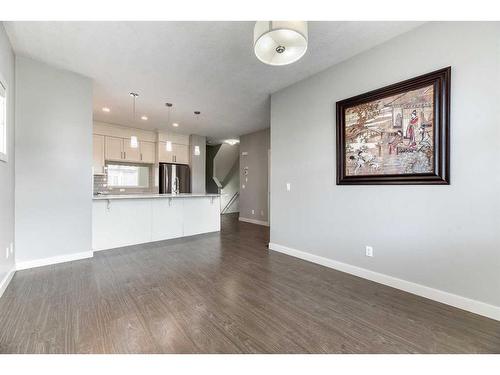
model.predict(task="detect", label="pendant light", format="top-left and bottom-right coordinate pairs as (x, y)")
top-left (193, 110), bottom-right (201, 156)
top-left (165, 103), bottom-right (173, 152)
top-left (129, 92), bottom-right (139, 148)
top-left (253, 21), bottom-right (308, 66)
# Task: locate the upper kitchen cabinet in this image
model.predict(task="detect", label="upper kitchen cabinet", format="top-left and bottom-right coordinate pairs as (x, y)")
top-left (157, 131), bottom-right (190, 165)
top-left (93, 134), bottom-right (105, 175)
top-left (123, 138), bottom-right (141, 162)
top-left (95, 122), bottom-right (158, 164)
top-left (158, 142), bottom-right (189, 164)
top-left (105, 136), bottom-right (123, 161)
top-left (172, 143), bottom-right (189, 164)
top-left (94, 122), bottom-right (191, 166)
top-left (140, 141), bottom-right (156, 163)
top-left (105, 136), bottom-right (151, 163)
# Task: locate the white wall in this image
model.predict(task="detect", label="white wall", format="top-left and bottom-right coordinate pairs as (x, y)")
top-left (239, 129), bottom-right (270, 223)
top-left (270, 23), bottom-right (500, 310)
top-left (0, 23), bottom-right (15, 294)
top-left (213, 143), bottom-right (239, 183)
top-left (15, 56), bottom-right (93, 265)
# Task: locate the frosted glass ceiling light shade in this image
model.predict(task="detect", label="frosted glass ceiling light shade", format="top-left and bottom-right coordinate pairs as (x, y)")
top-left (254, 21), bottom-right (308, 66)
top-left (130, 136), bottom-right (138, 148)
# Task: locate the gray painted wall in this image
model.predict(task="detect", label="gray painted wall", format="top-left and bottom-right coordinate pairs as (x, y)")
top-left (15, 56), bottom-right (93, 263)
top-left (0, 24), bottom-right (15, 287)
top-left (189, 134), bottom-right (206, 194)
top-left (239, 128), bottom-right (270, 223)
top-left (270, 22), bottom-right (500, 307)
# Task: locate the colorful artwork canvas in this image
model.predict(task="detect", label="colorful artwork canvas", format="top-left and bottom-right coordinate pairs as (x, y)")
top-left (336, 67), bottom-right (450, 185)
top-left (344, 85), bottom-right (434, 176)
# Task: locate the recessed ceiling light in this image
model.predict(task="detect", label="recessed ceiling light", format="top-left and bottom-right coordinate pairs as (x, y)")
top-left (172, 123), bottom-right (179, 127)
top-left (102, 107), bottom-right (110, 112)
top-left (141, 116), bottom-right (148, 121)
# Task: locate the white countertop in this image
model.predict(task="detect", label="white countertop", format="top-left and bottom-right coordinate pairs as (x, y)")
top-left (93, 193), bottom-right (220, 200)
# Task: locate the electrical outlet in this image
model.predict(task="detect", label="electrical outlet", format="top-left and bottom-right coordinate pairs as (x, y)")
top-left (286, 183), bottom-right (291, 191)
top-left (251, 209), bottom-right (255, 215)
top-left (365, 246), bottom-right (374, 257)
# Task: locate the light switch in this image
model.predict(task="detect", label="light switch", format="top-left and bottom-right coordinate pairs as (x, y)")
top-left (286, 183), bottom-right (291, 192)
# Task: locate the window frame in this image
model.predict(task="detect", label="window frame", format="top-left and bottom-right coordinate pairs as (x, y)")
top-left (106, 163), bottom-right (151, 189)
top-left (0, 74), bottom-right (7, 163)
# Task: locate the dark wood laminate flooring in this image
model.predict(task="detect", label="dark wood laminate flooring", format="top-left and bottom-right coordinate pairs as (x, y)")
top-left (0, 213), bottom-right (499, 353)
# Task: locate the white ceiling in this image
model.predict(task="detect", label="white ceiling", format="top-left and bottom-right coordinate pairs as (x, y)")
top-left (5, 21), bottom-right (423, 140)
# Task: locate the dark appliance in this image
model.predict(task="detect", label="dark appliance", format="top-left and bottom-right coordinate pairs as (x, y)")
top-left (159, 163), bottom-right (191, 194)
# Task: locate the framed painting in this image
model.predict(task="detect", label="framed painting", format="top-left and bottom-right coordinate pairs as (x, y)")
top-left (336, 67), bottom-right (450, 185)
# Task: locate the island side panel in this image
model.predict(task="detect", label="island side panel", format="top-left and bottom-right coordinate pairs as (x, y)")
top-left (151, 198), bottom-right (184, 241)
top-left (92, 199), bottom-right (153, 251)
top-left (183, 196), bottom-right (221, 237)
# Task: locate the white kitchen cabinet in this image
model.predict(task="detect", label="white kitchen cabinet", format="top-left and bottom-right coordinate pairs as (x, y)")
top-left (93, 134), bottom-right (105, 175)
top-left (104, 136), bottom-right (154, 163)
top-left (172, 143), bottom-right (189, 164)
top-left (105, 136), bottom-right (123, 161)
top-left (159, 142), bottom-right (189, 164)
top-left (123, 139), bottom-right (141, 162)
top-left (140, 141), bottom-right (156, 163)
top-left (159, 131), bottom-right (189, 145)
top-left (158, 142), bottom-right (173, 163)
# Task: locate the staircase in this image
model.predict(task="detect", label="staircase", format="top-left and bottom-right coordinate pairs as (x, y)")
top-left (206, 143), bottom-right (240, 214)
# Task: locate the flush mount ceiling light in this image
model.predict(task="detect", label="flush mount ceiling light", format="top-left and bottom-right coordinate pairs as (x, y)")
top-left (254, 21), bottom-right (308, 66)
top-left (225, 139), bottom-right (240, 146)
top-left (141, 115), bottom-right (148, 121)
top-left (172, 123), bottom-right (179, 127)
top-left (102, 107), bottom-right (110, 112)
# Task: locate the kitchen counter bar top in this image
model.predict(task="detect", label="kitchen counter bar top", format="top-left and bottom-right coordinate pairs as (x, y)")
top-left (93, 193), bottom-right (220, 200)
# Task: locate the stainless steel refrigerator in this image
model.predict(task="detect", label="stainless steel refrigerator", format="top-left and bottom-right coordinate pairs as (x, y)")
top-left (159, 163), bottom-right (191, 194)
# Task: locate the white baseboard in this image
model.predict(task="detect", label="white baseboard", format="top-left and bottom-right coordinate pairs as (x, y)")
top-left (16, 251), bottom-right (94, 271)
top-left (239, 217), bottom-right (269, 226)
top-left (269, 242), bottom-right (500, 322)
top-left (0, 267), bottom-right (16, 299)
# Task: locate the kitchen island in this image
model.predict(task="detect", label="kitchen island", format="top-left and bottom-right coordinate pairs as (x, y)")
top-left (92, 193), bottom-right (220, 251)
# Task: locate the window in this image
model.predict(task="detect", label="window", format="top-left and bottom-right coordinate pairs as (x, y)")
top-left (107, 164), bottom-right (150, 188)
top-left (0, 79), bottom-right (7, 162)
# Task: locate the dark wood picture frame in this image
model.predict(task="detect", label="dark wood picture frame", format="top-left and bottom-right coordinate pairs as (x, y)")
top-left (336, 67), bottom-right (450, 185)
